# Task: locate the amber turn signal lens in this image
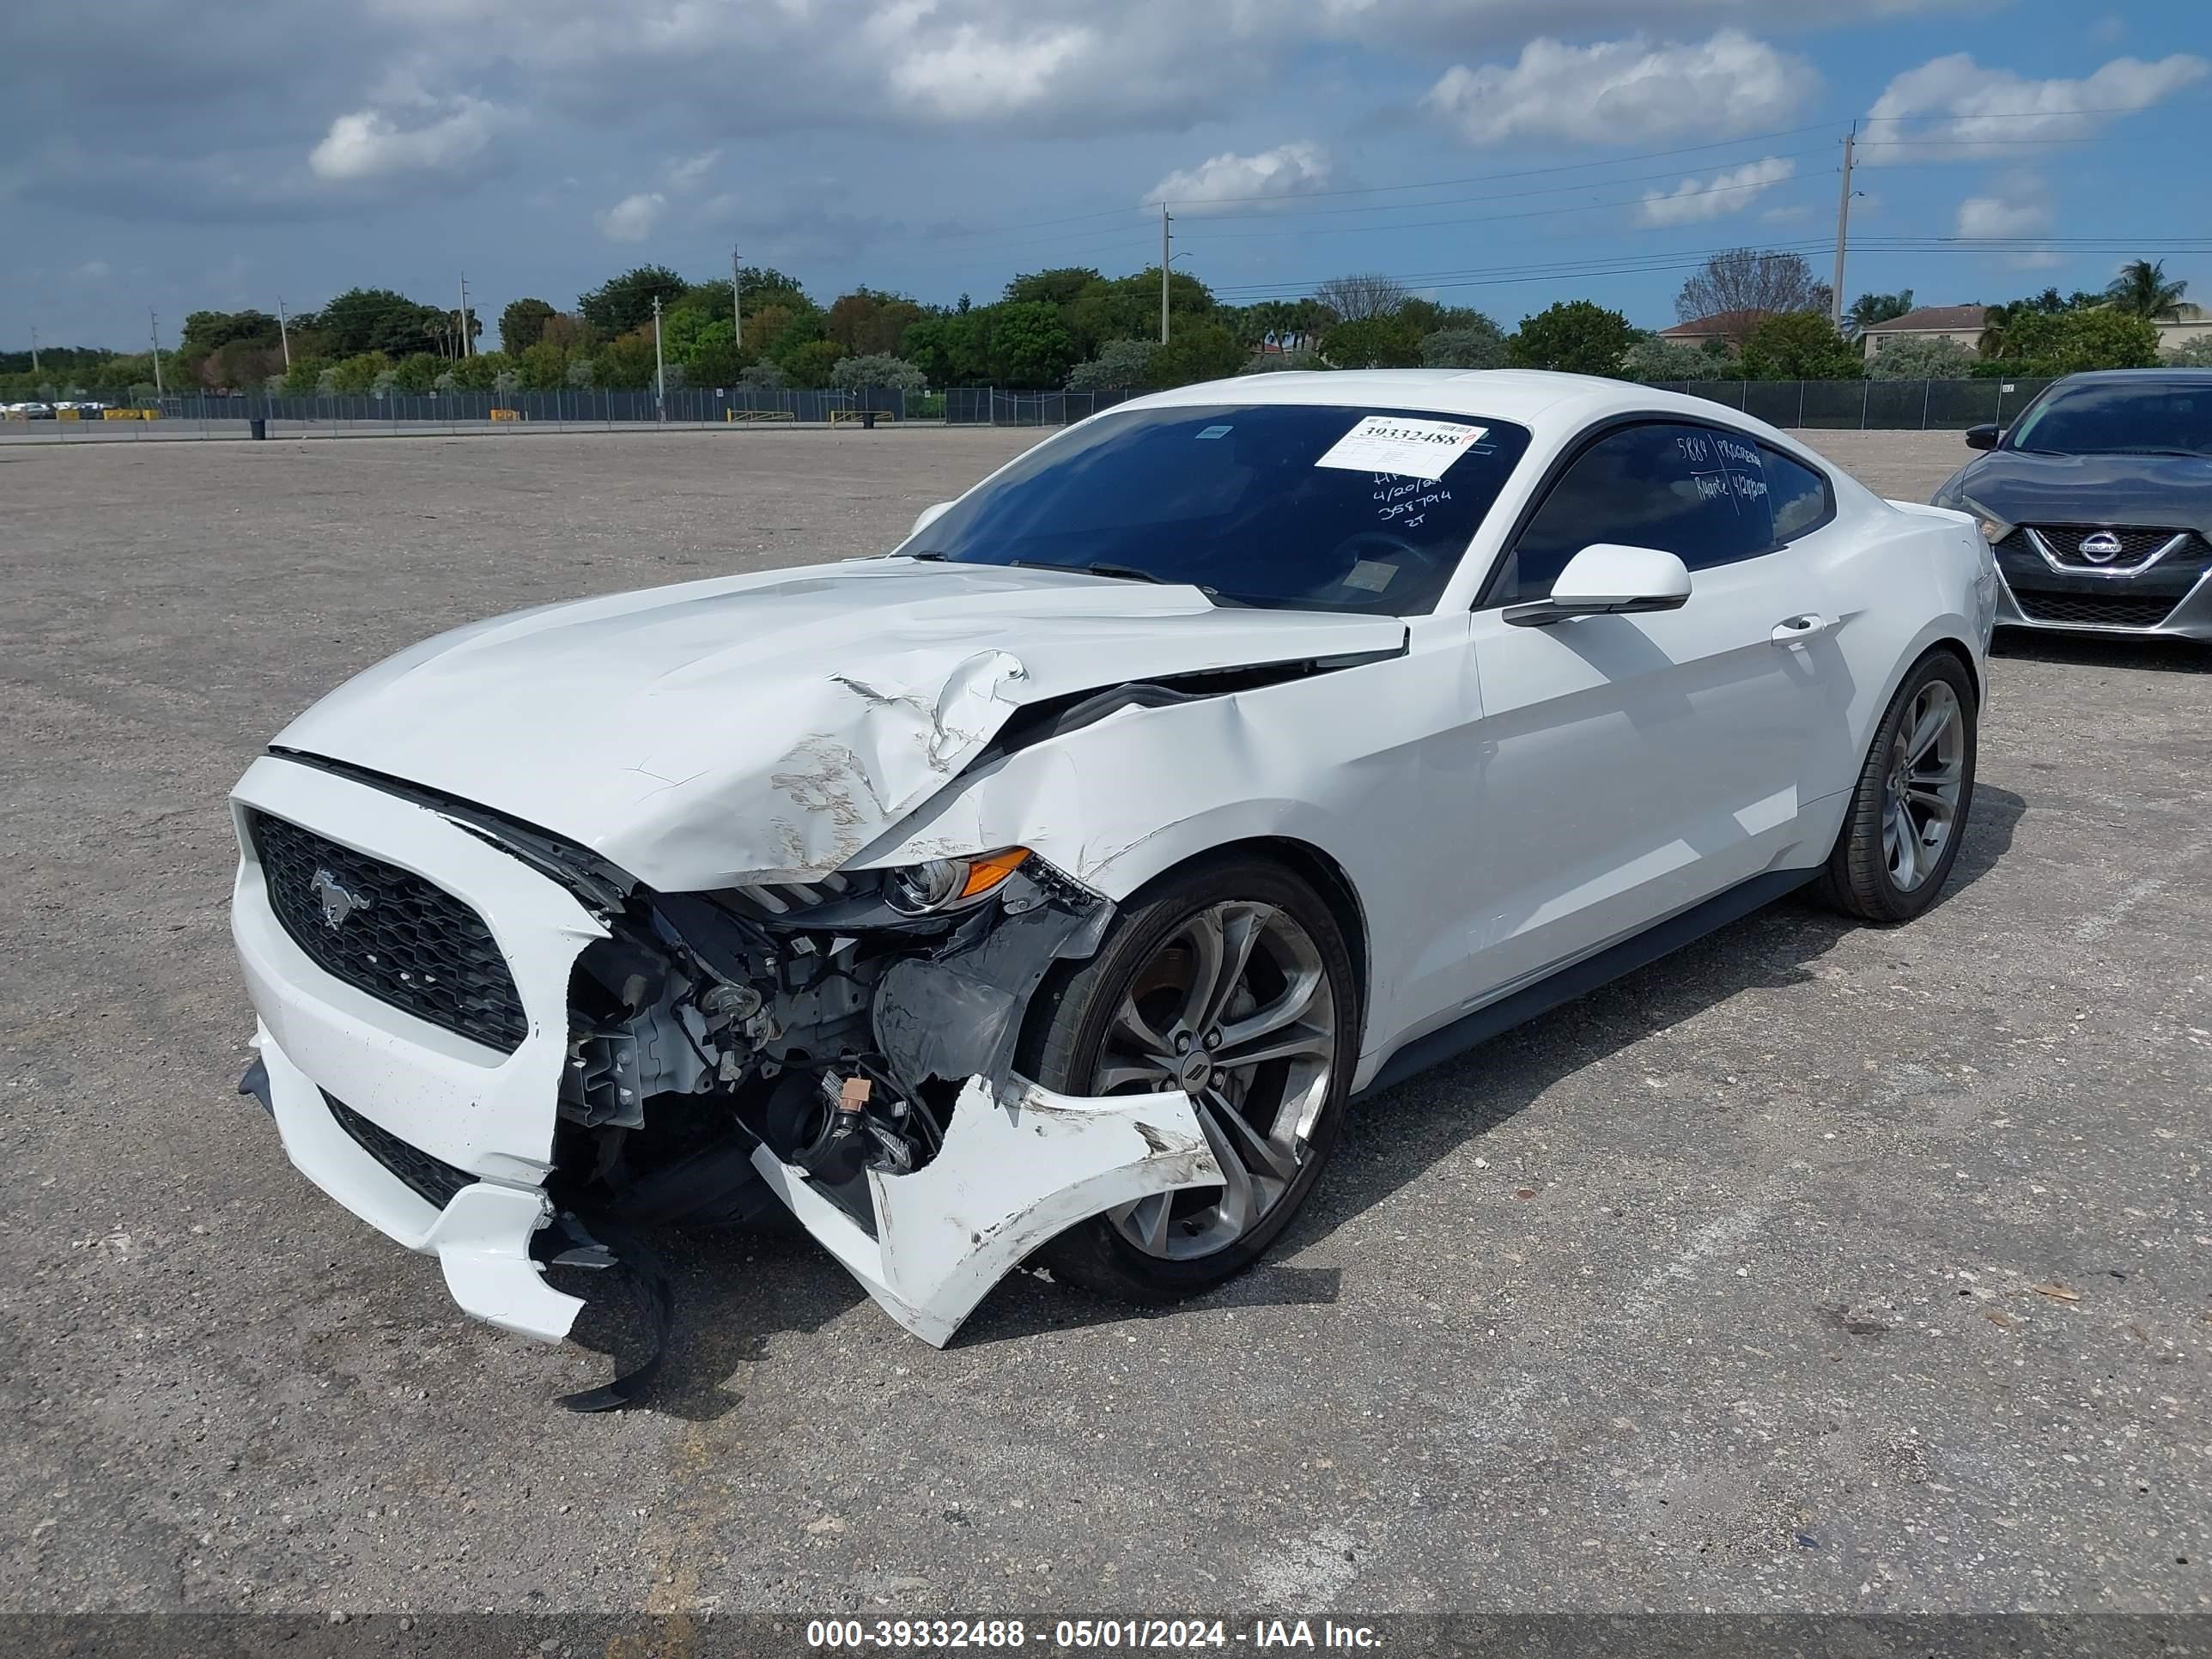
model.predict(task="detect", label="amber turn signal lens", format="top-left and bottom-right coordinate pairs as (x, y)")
top-left (958, 847), bottom-right (1032, 898)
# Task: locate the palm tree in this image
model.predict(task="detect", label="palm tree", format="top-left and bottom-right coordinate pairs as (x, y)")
top-left (1846, 289), bottom-right (1913, 341)
top-left (1977, 301), bottom-right (2017, 359)
top-left (2104, 259), bottom-right (2188, 321)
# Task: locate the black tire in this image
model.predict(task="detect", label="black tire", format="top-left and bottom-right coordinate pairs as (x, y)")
top-left (1020, 855), bottom-right (1360, 1304)
top-left (1815, 649), bottom-right (1978, 923)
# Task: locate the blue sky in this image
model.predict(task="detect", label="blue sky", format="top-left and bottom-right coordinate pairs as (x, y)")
top-left (3, 0), bottom-right (2206, 350)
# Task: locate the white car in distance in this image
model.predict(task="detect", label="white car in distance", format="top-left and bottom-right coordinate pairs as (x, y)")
top-left (228, 370), bottom-right (1996, 1400)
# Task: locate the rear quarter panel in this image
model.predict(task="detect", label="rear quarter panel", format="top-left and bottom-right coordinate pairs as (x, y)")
top-left (1808, 497), bottom-right (1993, 801)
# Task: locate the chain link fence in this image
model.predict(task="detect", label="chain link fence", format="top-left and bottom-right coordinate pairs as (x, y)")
top-left (4, 378), bottom-right (2059, 437)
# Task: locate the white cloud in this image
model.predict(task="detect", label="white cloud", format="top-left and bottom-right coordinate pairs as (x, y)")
top-left (1956, 174), bottom-right (2063, 266)
top-left (1147, 142), bottom-right (1332, 212)
top-left (307, 95), bottom-right (498, 181)
top-left (1638, 155), bottom-right (1795, 226)
top-left (666, 149), bottom-right (720, 191)
top-left (76, 258), bottom-right (112, 279)
top-left (597, 190), bottom-right (665, 242)
top-left (1863, 52), bottom-right (2207, 161)
top-left (869, 16), bottom-right (1097, 119)
top-left (1424, 30), bottom-right (1819, 146)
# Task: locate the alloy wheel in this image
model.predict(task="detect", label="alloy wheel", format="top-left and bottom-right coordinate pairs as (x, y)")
top-left (1881, 679), bottom-right (1966, 892)
top-left (1086, 902), bottom-right (1338, 1261)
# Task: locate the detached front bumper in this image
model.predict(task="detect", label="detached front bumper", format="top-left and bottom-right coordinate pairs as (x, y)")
top-left (232, 755), bottom-right (610, 1340)
top-left (230, 754), bottom-right (1224, 1354)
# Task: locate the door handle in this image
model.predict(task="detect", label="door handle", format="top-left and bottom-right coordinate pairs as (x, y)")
top-left (1770, 613), bottom-right (1829, 645)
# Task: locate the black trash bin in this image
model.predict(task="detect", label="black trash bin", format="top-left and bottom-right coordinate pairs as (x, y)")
top-left (249, 417), bottom-right (268, 441)
top-left (860, 410), bottom-right (878, 430)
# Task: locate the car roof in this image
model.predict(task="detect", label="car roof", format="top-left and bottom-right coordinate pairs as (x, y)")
top-left (2051, 368), bottom-right (2212, 386)
top-left (1115, 368), bottom-right (1800, 443)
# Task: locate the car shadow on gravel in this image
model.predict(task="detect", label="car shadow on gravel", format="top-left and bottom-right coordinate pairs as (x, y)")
top-left (580, 787), bottom-right (2028, 1412)
top-left (1993, 632), bottom-right (2210, 674)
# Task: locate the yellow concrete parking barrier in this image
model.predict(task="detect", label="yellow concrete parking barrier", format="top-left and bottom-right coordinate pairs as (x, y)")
top-left (489, 408), bottom-right (523, 422)
top-left (101, 408), bottom-right (158, 420)
top-left (57, 409), bottom-right (81, 421)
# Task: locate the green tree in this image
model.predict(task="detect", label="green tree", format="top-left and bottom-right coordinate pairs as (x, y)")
top-left (578, 266), bottom-right (690, 336)
top-left (829, 353), bottom-right (927, 394)
top-left (2169, 334), bottom-right (2212, 367)
top-left (320, 289), bottom-right (448, 357)
top-left (1147, 319), bottom-right (1247, 388)
top-left (516, 340), bottom-right (569, 391)
top-left (448, 351), bottom-right (510, 392)
top-left (389, 352), bottom-right (444, 393)
top-left (1066, 338), bottom-right (1156, 390)
top-left (1322, 314), bottom-right (1422, 368)
top-left (2000, 308), bottom-right (2160, 374)
top-left (499, 298), bottom-right (557, 355)
top-left (1419, 319), bottom-right (1509, 369)
top-left (987, 301), bottom-right (1079, 387)
top-left (826, 289), bottom-right (924, 356)
top-left (1237, 349), bottom-right (1329, 374)
top-left (592, 337), bottom-right (659, 390)
top-left (1006, 267), bottom-right (1104, 308)
top-left (1508, 301), bottom-right (1633, 376)
top-left (182, 309), bottom-right (281, 351)
top-left (1740, 313), bottom-right (1862, 380)
top-left (1618, 337), bottom-right (1723, 382)
top-left (279, 356), bottom-right (327, 398)
top-left (781, 338), bottom-right (848, 387)
top-left (327, 351), bottom-right (391, 394)
top-left (2104, 258), bottom-right (2187, 321)
top-left (899, 315), bottom-right (988, 385)
top-left (1864, 335), bottom-right (1976, 380)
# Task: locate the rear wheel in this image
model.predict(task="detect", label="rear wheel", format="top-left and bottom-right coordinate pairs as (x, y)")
top-left (1022, 858), bottom-right (1358, 1304)
top-left (1816, 650), bottom-right (1978, 923)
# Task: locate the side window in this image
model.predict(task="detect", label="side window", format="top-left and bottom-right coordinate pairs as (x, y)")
top-left (1760, 443), bottom-right (1832, 541)
top-left (1496, 421), bottom-right (1778, 603)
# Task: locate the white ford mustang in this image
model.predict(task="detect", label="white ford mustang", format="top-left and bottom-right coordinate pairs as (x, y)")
top-left (229, 370), bottom-right (1996, 1395)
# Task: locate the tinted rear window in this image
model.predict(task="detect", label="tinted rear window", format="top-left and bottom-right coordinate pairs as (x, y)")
top-left (912, 403), bottom-right (1533, 615)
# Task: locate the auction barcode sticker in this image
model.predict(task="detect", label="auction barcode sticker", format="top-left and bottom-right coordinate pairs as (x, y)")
top-left (1314, 415), bottom-right (1487, 481)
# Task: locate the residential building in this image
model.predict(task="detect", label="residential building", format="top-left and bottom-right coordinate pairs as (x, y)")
top-left (1859, 305), bottom-right (1985, 361)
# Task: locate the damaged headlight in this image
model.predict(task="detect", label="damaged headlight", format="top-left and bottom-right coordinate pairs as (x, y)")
top-left (884, 848), bottom-right (1032, 916)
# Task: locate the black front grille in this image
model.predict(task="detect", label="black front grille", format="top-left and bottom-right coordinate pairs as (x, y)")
top-left (2013, 590), bottom-right (2180, 629)
top-left (324, 1091), bottom-right (473, 1209)
top-left (249, 811), bottom-right (527, 1052)
top-left (2004, 525), bottom-right (2203, 570)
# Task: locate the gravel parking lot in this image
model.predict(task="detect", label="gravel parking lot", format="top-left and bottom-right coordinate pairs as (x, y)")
top-left (2, 426), bottom-right (2206, 1620)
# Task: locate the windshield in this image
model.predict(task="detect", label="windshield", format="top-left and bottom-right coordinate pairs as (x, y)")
top-left (908, 403), bottom-right (1534, 614)
top-left (2006, 380), bottom-right (2212, 458)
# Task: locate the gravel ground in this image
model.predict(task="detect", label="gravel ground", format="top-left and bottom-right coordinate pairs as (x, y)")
top-left (1, 425), bottom-right (2206, 1619)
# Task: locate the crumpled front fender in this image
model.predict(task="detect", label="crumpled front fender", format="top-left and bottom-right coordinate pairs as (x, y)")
top-left (753, 1075), bottom-right (1223, 1346)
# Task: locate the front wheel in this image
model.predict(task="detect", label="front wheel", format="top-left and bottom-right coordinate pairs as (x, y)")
top-left (1816, 650), bottom-right (1978, 923)
top-left (1020, 858), bottom-right (1359, 1304)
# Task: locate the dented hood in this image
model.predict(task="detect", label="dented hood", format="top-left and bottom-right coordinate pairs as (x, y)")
top-left (276, 556), bottom-right (1405, 890)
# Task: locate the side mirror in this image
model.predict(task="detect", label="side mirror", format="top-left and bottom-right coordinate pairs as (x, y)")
top-left (1504, 544), bottom-right (1692, 628)
top-left (908, 501), bottom-right (955, 541)
top-left (1965, 423), bottom-right (2000, 451)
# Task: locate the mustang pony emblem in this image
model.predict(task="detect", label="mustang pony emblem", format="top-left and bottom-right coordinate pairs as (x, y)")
top-left (309, 867), bottom-right (370, 929)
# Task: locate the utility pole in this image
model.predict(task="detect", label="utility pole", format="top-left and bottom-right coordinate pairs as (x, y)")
top-left (652, 294), bottom-right (666, 422)
top-left (149, 310), bottom-right (165, 399)
top-left (1831, 124), bottom-right (1855, 331)
top-left (459, 272), bottom-right (473, 357)
top-left (732, 246), bottom-right (743, 350)
top-left (276, 297), bottom-right (291, 369)
top-left (1159, 204), bottom-right (1173, 346)
top-left (29, 326), bottom-right (38, 376)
